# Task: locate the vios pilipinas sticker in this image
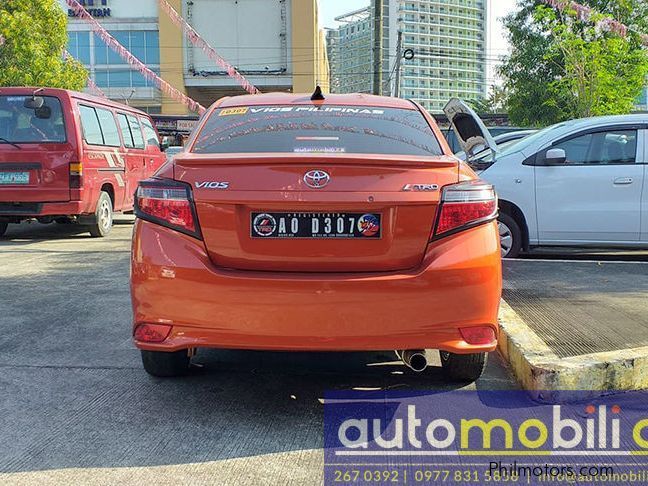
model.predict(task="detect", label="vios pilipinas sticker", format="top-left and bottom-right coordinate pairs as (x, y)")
top-left (357, 214), bottom-right (380, 237)
top-left (252, 213), bottom-right (277, 237)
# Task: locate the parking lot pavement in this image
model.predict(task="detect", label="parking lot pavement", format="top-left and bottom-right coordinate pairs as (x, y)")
top-left (0, 221), bottom-right (517, 485)
top-left (504, 253), bottom-right (648, 358)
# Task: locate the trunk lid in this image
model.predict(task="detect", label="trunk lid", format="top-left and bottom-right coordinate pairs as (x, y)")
top-left (175, 154), bottom-right (459, 272)
top-left (0, 143), bottom-right (74, 203)
top-left (443, 98), bottom-right (499, 160)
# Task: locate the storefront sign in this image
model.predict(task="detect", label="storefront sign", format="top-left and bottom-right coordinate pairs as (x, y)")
top-left (69, 0), bottom-right (111, 18)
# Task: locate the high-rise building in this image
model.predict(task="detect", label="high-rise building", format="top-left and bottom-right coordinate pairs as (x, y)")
top-left (62, 0), bottom-right (330, 114)
top-left (325, 7), bottom-right (373, 94)
top-left (327, 0), bottom-right (488, 113)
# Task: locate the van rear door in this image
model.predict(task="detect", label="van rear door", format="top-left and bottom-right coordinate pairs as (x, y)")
top-left (0, 95), bottom-right (73, 203)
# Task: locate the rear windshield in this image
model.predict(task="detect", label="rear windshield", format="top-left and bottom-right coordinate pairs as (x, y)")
top-left (192, 105), bottom-right (443, 156)
top-left (0, 95), bottom-right (66, 143)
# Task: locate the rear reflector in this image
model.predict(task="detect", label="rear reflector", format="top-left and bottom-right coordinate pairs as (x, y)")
top-left (433, 180), bottom-right (497, 237)
top-left (135, 179), bottom-right (201, 238)
top-left (460, 326), bottom-right (496, 345)
top-left (134, 323), bottom-right (172, 343)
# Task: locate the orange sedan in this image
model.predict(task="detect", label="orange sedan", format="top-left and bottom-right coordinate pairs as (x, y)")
top-left (130, 91), bottom-right (502, 382)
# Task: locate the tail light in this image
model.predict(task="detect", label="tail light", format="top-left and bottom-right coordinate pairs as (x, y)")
top-left (134, 179), bottom-right (201, 239)
top-left (432, 180), bottom-right (497, 239)
top-left (69, 162), bottom-right (83, 189)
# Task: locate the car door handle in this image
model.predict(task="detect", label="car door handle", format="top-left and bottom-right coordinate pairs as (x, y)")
top-left (613, 177), bottom-right (633, 185)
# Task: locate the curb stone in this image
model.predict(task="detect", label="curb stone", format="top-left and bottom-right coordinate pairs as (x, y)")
top-left (497, 300), bottom-right (648, 402)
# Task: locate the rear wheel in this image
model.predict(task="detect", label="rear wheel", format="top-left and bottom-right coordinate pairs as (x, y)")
top-left (0, 222), bottom-right (7, 237)
top-left (88, 191), bottom-right (113, 237)
top-left (440, 351), bottom-right (487, 383)
top-left (498, 213), bottom-right (522, 258)
top-left (141, 350), bottom-right (191, 377)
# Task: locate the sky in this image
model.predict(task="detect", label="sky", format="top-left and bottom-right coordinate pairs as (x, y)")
top-left (319, 0), bottom-right (518, 87)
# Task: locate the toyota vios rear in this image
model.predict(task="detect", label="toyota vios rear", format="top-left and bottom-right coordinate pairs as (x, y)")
top-left (130, 93), bottom-right (502, 382)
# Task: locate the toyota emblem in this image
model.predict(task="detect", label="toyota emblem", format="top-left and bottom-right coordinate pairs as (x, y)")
top-left (303, 170), bottom-right (330, 189)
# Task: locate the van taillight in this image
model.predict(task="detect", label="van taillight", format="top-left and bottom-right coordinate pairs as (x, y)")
top-left (69, 162), bottom-right (83, 189)
top-left (432, 180), bottom-right (497, 238)
top-left (134, 179), bottom-right (201, 239)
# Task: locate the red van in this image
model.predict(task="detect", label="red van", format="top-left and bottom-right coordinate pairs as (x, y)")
top-left (0, 87), bottom-right (167, 237)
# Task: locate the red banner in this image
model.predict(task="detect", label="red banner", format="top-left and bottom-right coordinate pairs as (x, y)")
top-left (158, 0), bottom-right (260, 95)
top-left (66, 0), bottom-right (206, 114)
top-left (542, 0), bottom-right (648, 46)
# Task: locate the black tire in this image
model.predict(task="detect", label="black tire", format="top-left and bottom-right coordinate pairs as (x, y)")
top-left (141, 350), bottom-right (191, 377)
top-left (88, 191), bottom-right (113, 237)
top-left (440, 351), bottom-right (487, 383)
top-left (498, 212), bottom-right (522, 258)
top-left (0, 222), bottom-right (7, 237)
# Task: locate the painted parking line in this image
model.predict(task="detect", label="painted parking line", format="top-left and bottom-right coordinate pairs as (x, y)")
top-left (504, 257), bottom-right (648, 264)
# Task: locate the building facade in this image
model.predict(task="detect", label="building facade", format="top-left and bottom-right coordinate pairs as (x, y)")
top-left (62, 0), bottom-right (329, 114)
top-left (638, 84), bottom-right (648, 112)
top-left (327, 0), bottom-right (488, 113)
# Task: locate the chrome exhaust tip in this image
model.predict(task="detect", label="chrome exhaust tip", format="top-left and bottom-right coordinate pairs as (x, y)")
top-left (396, 350), bottom-right (428, 372)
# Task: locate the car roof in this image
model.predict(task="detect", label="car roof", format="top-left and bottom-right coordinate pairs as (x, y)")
top-left (216, 92), bottom-right (417, 110)
top-left (556, 114), bottom-right (648, 129)
top-left (0, 87), bottom-right (149, 117)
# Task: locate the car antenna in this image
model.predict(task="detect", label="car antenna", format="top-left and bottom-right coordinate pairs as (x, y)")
top-left (311, 86), bottom-right (325, 101)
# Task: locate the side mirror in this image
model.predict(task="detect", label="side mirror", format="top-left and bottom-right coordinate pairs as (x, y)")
top-left (24, 96), bottom-right (44, 110)
top-left (545, 148), bottom-right (567, 165)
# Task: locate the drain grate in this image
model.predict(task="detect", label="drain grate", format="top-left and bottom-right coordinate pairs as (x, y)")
top-left (502, 260), bottom-right (648, 358)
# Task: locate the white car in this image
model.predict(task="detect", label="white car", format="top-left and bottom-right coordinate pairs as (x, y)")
top-left (444, 100), bottom-right (648, 257)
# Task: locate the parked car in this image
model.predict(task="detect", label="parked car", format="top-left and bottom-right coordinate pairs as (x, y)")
top-left (130, 91), bottom-right (502, 382)
top-left (0, 87), bottom-right (167, 237)
top-left (164, 145), bottom-right (184, 164)
top-left (455, 130), bottom-right (537, 162)
top-left (445, 125), bottom-right (530, 154)
top-left (445, 100), bottom-right (648, 258)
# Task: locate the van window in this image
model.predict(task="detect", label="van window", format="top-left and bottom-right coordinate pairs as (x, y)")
top-left (79, 105), bottom-right (104, 145)
top-left (0, 95), bottom-right (66, 143)
top-left (140, 117), bottom-right (160, 148)
top-left (117, 113), bottom-right (134, 148)
top-left (127, 115), bottom-right (145, 149)
top-left (95, 108), bottom-right (121, 147)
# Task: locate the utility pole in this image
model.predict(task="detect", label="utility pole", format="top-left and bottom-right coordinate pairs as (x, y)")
top-left (394, 30), bottom-right (403, 98)
top-left (372, 0), bottom-right (383, 95)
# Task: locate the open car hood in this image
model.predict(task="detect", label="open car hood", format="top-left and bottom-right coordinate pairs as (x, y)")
top-left (443, 98), bottom-right (499, 159)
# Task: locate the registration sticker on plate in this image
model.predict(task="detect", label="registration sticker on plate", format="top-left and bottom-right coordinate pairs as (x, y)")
top-left (251, 212), bottom-right (381, 239)
top-left (0, 172), bottom-right (29, 185)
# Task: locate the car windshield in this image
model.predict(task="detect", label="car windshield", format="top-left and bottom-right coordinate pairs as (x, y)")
top-left (496, 122), bottom-right (568, 158)
top-left (192, 105), bottom-right (443, 156)
top-left (476, 139), bottom-right (525, 162)
top-left (0, 95), bottom-right (66, 143)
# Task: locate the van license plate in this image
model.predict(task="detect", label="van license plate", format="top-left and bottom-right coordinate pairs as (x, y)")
top-left (0, 172), bottom-right (29, 185)
top-left (251, 212), bottom-right (381, 239)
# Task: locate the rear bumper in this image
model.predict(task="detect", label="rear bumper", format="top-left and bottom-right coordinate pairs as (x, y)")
top-left (131, 220), bottom-right (502, 353)
top-left (0, 201), bottom-right (85, 218)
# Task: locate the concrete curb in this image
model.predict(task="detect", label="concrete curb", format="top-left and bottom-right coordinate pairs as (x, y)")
top-left (497, 300), bottom-right (648, 401)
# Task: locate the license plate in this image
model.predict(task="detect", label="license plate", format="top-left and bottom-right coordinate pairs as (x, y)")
top-left (251, 212), bottom-right (382, 239)
top-left (0, 171), bottom-right (29, 185)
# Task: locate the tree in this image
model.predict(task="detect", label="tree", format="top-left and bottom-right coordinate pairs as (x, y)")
top-left (499, 0), bottom-right (648, 126)
top-left (468, 85), bottom-right (509, 114)
top-left (0, 0), bottom-right (87, 89)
